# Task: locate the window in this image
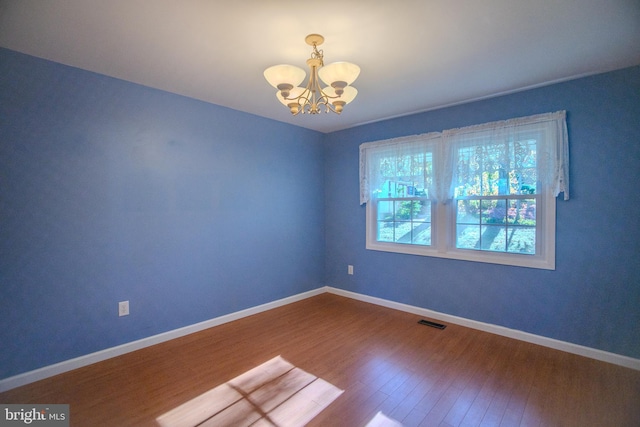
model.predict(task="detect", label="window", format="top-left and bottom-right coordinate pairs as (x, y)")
top-left (360, 112), bottom-right (569, 269)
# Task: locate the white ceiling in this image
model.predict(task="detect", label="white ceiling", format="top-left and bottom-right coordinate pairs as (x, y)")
top-left (1, 0), bottom-right (639, 133)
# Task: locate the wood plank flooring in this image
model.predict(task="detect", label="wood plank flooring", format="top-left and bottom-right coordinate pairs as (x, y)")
top-left (1, 293), bottom-right (639, 426)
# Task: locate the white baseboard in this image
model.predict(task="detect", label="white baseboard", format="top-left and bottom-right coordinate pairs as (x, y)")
top-left (326, 287), bottom-right (640, 371)
top-left (0, 287), bottom-right (327, 393)
top-left (2, 285), bottom-right (638, 393)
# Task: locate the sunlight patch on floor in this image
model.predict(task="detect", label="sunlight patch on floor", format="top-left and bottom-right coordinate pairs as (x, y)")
top-left (156, 356), bottom-right (343, 427)
top-left (365, 411), bottom-right (403, 427)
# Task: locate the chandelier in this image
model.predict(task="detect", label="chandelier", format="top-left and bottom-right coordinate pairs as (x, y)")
top-left (263, 34), bottom-right (360, 115)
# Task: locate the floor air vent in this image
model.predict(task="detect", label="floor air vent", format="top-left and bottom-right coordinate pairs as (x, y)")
top-left (418, 319), bottom-right (446, 330)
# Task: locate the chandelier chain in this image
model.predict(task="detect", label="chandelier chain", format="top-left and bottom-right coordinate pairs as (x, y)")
top-left (310, 43), bottom-right (324, 67)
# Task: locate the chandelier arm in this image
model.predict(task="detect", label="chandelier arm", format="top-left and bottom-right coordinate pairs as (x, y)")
top-left (318, 87), bottom-right (341, 100)
top-left (285, 86), bottom-right (313, 115)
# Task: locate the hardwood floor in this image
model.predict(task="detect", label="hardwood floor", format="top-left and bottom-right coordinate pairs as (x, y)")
top-left (1, 293), bottom-right (639, 426)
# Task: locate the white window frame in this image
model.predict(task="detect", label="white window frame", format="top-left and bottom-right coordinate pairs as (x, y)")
top-left (362, 112), bottom-right (568, 270)
top-left (366, 195), bottom-right (555, 269)
top-left (367, 196), bottom-right (435, 254)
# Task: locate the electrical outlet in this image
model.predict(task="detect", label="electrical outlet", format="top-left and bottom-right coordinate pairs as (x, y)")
top-left (348, 265), bottom-right (354, 275)
top-left (119, 300), bottom-right (129, 317)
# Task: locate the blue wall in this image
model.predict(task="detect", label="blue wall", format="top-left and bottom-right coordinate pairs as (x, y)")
top-left (1, 46), bottom-right (639, 381)
top-left (0, 48), bottom-right (325, 379)
top-left (324, 65), bottom-right (640, 359)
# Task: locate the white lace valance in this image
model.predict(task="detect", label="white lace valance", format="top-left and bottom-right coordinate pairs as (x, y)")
top-left (359, 111), bottom-right (569, 205)
top-left (359, 132), bottom-right (441, 205)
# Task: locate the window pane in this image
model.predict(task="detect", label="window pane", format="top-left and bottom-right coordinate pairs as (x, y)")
top-left (457, 200), bottom-right (480, 224)
top-left (457, 223), bottom-right (508, 251)
top-left (481, 199), bottom-right (506, 224)
top-left (507, 199), bottom-right (536, 226)
top-left (394, 200), bottom-right (414, 221)
top-left (456, 223), bottom-right (480, 249)
top-left (411, 223), bottom-right (431, 245)
top-left (480, 225), bottom-right (507, 251)
top-left (377, 221), bottom-right (394, 242)
top-left (457, 196), bottom-right (538, 254)
top-left (507, 227), bottom-right (536, 254)
top-left (376, 199), bottom-right (431, 246)
top-left (412, 200), bottom-right (431, 222)
top-left (377, 201), bottom-right (393, 222)
top-left (393, 222), bottom-right (413, 243)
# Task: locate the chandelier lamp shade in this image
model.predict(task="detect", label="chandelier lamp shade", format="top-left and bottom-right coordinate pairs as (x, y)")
top-left (264, 34), bottom-right (360, 115)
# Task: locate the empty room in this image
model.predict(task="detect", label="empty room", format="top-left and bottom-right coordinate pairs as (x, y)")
top-left (1, 1), bottom-right (639, 426)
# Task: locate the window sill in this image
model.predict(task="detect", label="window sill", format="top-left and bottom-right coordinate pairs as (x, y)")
top-left (365, 240), bottom-right (555, 270)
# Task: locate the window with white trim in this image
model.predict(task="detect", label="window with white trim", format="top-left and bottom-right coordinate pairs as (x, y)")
top-left (360, 111), bottom-right (569, 270)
